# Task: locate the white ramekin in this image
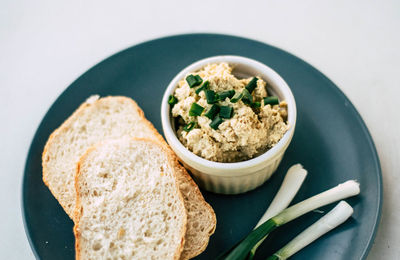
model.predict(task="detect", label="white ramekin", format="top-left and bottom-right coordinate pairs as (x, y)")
top-left (161, 55), bottom-right (296, 194)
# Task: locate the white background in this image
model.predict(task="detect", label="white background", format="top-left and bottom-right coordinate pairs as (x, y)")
top-left (1, 0), bottom-right (399, 259)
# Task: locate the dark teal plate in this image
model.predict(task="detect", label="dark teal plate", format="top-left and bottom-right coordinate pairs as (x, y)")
top-left (22, 34), bottom-right (382, 260)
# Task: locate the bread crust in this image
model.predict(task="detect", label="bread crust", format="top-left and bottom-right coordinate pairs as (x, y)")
top-left (174, 163), bottom-right (216, 259)
top-left (73, 138), bottom-right (187, 260)
top-left (42, 100), bottom-right (93, 218)
top-left (42, 96), bottom-right (216, 259)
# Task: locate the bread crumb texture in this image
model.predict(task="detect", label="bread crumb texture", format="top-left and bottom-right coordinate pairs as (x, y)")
top-left (75, 139), bottom-right (186, 260)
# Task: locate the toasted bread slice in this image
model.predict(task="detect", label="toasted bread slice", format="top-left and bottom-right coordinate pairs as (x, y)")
top-left (74, 138), bottom-right (187, 260)
top-left (42, 96), bottom-right (216, 259)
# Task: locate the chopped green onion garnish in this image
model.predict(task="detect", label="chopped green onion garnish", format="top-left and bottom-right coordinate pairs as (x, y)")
top-left (218, 90), bottom-right (236, 101)
top-left (263, 96), bottom-right (279, 106)
top-left (189, 102), bottom-right (204, 116)
top-left (219, 106), bottom-right (233, 119)
top-left (186, 74), bottom-right (203, 88)
top-left (183, 121), bottom-right (196, 132)
top-left (245, 77), bottom-right (258, 93)
top-left (195, 75), bottom-right (202, 83)
top-left (251, 101), bottom-right (261, 108)
top-left (210, 115), bottom-right (223, 130)
top-left (205, 90), bottom-right (218, 104)
top-left (195, 80), bottom-right (209, 94)
top-left (186, 75), bottom-right (197, 87)
top-left (241, 89), bottom-right (253, 105)
top-left (168, 95), bottom-right (178, 106)
top-left (230, 91), bottom-right (243, 103)
top-left (205, 104), bottom-right (220, 119)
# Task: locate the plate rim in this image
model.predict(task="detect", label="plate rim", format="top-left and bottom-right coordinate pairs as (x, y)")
top-left (21, 33), bottom-right (383, 260)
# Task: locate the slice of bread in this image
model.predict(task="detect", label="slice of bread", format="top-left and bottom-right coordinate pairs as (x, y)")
top-left (42, 96), bottom-right (216, 259)
top-left (74, 138), bottom-right (187, 260)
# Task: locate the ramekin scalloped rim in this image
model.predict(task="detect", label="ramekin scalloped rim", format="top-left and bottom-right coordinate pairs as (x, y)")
top-left (161, 55), bottom-right (296, 194)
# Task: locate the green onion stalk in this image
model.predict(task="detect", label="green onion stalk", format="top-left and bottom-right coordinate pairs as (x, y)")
top-left (266, 201), bottom-right (354, 260)
top-left (220, 180), bottom-right (360, 260)
top-left (247, 164), bottom-right (308, 260)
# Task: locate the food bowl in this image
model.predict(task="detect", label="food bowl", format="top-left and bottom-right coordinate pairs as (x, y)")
top-left (161, 55), bottom-right (296, 194)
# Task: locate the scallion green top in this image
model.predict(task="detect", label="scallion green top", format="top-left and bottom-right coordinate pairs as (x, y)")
top-left (219, 106), bottom-right (233, 119)
top-left (189, 102), bottom-right (204, 116)
top-left (186, 74), bottom-right (203, 88)
top-left (210, 115), bottom-right (223, 130)
top-left (183, 121), bottom-right (196, 132)
top-left (245, 77), bottom-right (258, 93)
top-left (230, 91), bottom-right (244, 103)
top-left (205, 104), bottom-right (220, 120)
top-left (251, 101), bottom-right (261, 108)
top-left (196, 80), bottom-right (209, 94)
top-left (218, 90), bottom-right (236, 101)
top-left (205, 90), bottom-right (219, 104)
top-left (263, 96), bottom-right (279, 106)
top-left (241, 89), bottom-right (253, 105)
top-left (168, 95), bottom-right (178, 107)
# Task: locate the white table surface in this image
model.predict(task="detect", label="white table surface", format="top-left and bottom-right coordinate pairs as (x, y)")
top-left (1, 0), bottom-right (399, 259)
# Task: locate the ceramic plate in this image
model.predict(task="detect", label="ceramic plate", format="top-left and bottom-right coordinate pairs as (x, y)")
top-left (22, 34), bottom-right (382, 259)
